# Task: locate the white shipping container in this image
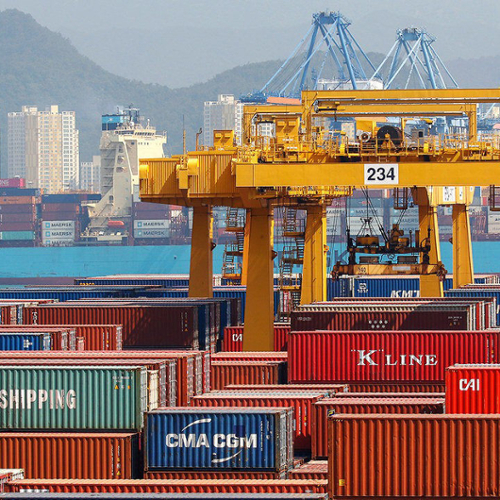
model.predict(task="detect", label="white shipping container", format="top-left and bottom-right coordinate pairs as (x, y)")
top-left (42, 220), bottom-right (75, 229)
top-left (488, 213), bottom-right (500, 234)
top-left (42, 229), bottom-right (75, 242)
top-left (134, 220), bottom-right (170, 229)
top-left (134, 228), bottom-right (169, 239)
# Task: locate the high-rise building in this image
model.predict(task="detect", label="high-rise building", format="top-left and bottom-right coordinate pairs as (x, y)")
top-left (8, 105), bottom-right (79, 192)
top-left (203, 94), bottom-right (274, 147)
top-left (80, 155), bottom-right (101, 193)
top-left (203, 94), bottom-right (244, 146)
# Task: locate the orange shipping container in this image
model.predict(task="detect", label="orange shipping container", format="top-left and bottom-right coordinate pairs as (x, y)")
top-left (328, 414), bottom-right (500, 498)
top-left (0, 433), bottom-right (139, 479)
top-left (5, 479), bottom-right (328, 494)
top-left (210, 360), bottom-right (286, 390)
top-left (289, 461), bottom-right (328, 480)
top-left (313, 397), bottom-right (444, 459)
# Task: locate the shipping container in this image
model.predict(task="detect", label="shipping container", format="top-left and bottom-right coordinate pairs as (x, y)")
top-left (445, 364), bottom-right (500, 413)
top-left (446, 287), bottom-right (500, 324)
top-left (0, 495), bottom-right (327, 500)
top-left (225, 384), bottom-right (348, 393)
top-left (143, 471), bottom-right (287, 480)
top-left (288, 330), bottom-right (500, 383)
top-left (0, 231), bottom-right (36, 241)
top-left (211, 360), bottom-right (287, 390)
top-left (23, 304), bottom-right (199, 349)
top-left (0, 178), bottom-right (25, 188)
top-left (0, 332), bottom-right (51, 350)
top-left (0, 326), bottom-right (73, 351)
top-left (313, 397), bottom-right (444, 459)
top-left (223, 325), bottom-right (290, 352)
top-left (145, 408), bottom-right (293, 472)
top-left (289, 461), bottom-right (328, 481)
top-left (213, 352), bottom-right (288, 362)
top-left (192, 391), bottom-right (327, 450)
top-left (75, 275), bottom-right (191, 288)
top-left (0, 432), bottom-right (139, 479)
top-left (0, 365), bottom-right (147, 430)
top-left (4, 479), bottom-right (328, 494)
top-left (1, 350), bottom-right (192, 407)
top-left (346, 381), bottom-right (445, 392)
top-left (291, 303), bottom-right (476, 331)
top-left (328, 414), bottom-right (500, 498)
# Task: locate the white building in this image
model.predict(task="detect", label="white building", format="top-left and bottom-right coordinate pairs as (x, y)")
top-left (80, 155), bottom-right (101, 193)
top-left (8, 105), bottom-right (79, 192)
top-left (203, 94), bottom-right (274, 146)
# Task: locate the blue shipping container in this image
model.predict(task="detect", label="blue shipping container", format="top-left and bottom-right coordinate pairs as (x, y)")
top-left (145, 408), bottom-right (293, 471)
top-left (0, 333), bottom-right (51, 350)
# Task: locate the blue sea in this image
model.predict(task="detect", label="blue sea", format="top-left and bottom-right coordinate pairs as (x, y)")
top-left (0, 241), bottom-right (498, 278)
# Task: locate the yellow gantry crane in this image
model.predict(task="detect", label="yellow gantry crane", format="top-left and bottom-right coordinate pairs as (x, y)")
top-left (140, 88), bottom-right (500, 351)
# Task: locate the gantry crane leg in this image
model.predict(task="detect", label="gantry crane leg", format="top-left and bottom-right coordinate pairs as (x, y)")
top-left (417, 193), bottom-right (443, 298)
top-left (301, 205), bottom-right (327, 304)
top-left (452, 204), bottom-right (474, 288)
top-left (188, 205), bottom-right (214, 298)
top-left (240, 210), bottom-right (250, 286)
top-left (242, 206), bottom-right (274, 351)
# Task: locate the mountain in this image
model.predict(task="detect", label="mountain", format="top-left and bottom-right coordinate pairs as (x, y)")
top-left (0, 9), bottom-right (282, 171)
top-left (0, 8), bottom-right (500, 177)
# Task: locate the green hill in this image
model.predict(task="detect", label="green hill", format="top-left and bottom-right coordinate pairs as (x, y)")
top-left (0, 9), bottom-right (282, 170)
top-left (0, 8), bottom-right (499, 176)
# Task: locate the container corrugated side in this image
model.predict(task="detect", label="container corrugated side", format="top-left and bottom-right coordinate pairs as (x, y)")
top-left (0, 333), bottom-right (51, 351)
top-left (291, 304), bottom-right (475, 331)
top-left (446, 364), bottom-right (500, 413)
top-left (143, 471), bottom-right (287, 480)
top-left (222, 325), bottom-right (290, 352)
top-left (0, 432), bottom-right (139, 478)
top-left (289, 461), bottom-right (328, 480)
top-left (192, 392), bottom-right (325, 450)
top-left (288, 330), bottom-right (500, 383)
top-left (211, 361), bottom-right (286, 390)
top-left (5, 479), bottom-right (327, 494)
top-left (23, 304), bottom-right (199, 349)
top-left (313, 397), bottom-right (445, 459)
top-left (347, 381), bottom-right (445, 392)
top-left (145, 408), bottom-right (293, 472)
top-left (328, 414), bottom-right (500, 498)
top-left (0, 365), bottom-right (147, 430)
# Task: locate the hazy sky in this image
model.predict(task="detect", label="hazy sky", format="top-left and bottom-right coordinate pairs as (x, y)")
top-left (0, 0), bottom-right (498, 87)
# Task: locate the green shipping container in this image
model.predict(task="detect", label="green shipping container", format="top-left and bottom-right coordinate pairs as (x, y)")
top-left (0, 231), bottom-right (36, 241)
top-left (0, 365), bottom-right (148, 430)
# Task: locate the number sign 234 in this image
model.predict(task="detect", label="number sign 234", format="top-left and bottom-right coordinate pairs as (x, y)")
top-left (364, 164), bottom-right (399, 185)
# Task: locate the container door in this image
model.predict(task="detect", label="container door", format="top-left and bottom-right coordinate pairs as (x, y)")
top-left (116, 326), bottom-right (123, 350)
top-left (42, 334), bottom-right (51, 351)
top-left (139, 368), bottom-right (148, 417)
top-left (278, 411), bottom-right (288, 471)
top-left (195, 355), bottom-right (203, 396)
top-left (168, 361), bottom-right (177, 406)
top-left (147, 370), bottom-right (159, 411)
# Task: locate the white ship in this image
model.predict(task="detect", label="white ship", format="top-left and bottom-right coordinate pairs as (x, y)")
top-left (82, 107), bottom-right (167, 244)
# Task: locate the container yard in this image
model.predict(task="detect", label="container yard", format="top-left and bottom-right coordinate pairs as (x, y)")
top-left (4, 4), bottom-right (500, 500)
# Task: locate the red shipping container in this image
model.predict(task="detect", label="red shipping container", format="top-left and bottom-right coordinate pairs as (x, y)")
top-left (226, 384), bottom-right (348, 393)
top-left (291, 304), bottom-right (475, 331)
top-left (334, 391), bottom-right (445, 398)
top-left (0, 178), bottom-right (26, 188)
top-left (313, 397), bottom-right (445, 459)
top-left (0, 213), bottom-right (36, 222)
top-left (446, 364), bottom-right (500, 413)
top-left (0, 196), bottom-right (38, 205)
top-left (346, 381), bottom-right (445, 392)
top-left (328, 414), bottom-right (500, 498)
top-left (192, 391), bottom-right (327, 450)
top-left (289, 461), bottom-right (328, 480)
top-left (60, 324), bottom-right (122, 350)
top-left (0, 222), bottom-right (36, 231)
top-left (325, 297), bottom-right (495, 330)
top-left (213, 352), bottom-right (288, 362)
top-left (41, 212), bottom-right (79, 221)
top-left (5, 479), bottom-right (328, 494)
top-left (0, 432), bottom-right (139, 479)
top-left (211, 360), bottom-right (286, 390)
top-left (42, 203), bottom-right (79, 213)
top-left (222, 324), bottom-right (290, 352)
top-left (23, 304), bottom-right (199, 349)
top-left (288, 330), bottom-right (500, 383)
top-left (0, 204), bottom-right (36, 214)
